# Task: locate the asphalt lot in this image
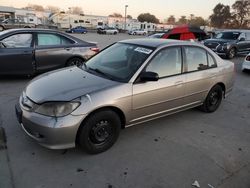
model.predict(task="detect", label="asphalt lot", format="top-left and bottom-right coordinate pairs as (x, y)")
top-left (0, 33), bottom-right (250, 188)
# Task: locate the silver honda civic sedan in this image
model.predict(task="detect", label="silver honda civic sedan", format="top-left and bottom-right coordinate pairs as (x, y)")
top-left (15, 39), bottom-right (235, 154)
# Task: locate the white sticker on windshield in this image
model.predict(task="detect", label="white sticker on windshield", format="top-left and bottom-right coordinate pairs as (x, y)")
top-left (135, 47), bottom-right (153, 54)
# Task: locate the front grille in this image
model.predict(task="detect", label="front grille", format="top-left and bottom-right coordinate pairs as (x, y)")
top-left (205, 42), bottom-right (220, 49)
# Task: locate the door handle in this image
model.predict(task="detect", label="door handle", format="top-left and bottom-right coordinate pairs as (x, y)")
top-left (64, 47), bottom-right (71, 51)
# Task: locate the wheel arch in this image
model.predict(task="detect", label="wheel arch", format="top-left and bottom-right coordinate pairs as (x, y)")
top-left (212, 82), bottom-right (226, 98)
top-left (75, 106), bottom-right (126, 143)
top-left (65, 56), bottom-right (86, 66)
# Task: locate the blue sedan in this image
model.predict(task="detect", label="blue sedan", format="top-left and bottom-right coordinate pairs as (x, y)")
top-left (66, 26), bottom-right (88, 34)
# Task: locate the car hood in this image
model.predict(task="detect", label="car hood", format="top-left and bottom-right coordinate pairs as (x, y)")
top-left (25, 67), bottom-right (119, 104)
top-left (204, 38), bottom-right (236, 45)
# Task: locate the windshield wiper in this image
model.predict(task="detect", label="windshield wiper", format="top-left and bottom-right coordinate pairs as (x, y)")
top-left (88, 67), bottom-right (116, 81)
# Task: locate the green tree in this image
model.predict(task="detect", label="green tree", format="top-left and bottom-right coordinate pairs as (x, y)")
top-left (178, 16), bottom-right (188, 25)
top-left (189, 16), bottom-right (207, 27)
top-left (167, 15), bottom-right (176, 24)
top-left (209, 3), bottom-right (232, 28)
top-left (232, 0), bottom-right (250, 28)
top-left (127, 15), bottom-right (132, 19)
top-left (137, 13), bottom-right (159, 23)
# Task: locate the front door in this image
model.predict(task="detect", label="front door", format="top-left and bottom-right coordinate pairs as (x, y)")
top-left (131, 47), bottom-right (186, 124)
top-left (0, 33), bottom-right (34, 74)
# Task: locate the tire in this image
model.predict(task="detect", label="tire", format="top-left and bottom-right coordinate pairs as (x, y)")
top-left (0, 26), bottom-right (4, 31)
top-left (199, 85), bottom-right (223, 113)
top-left (78, 110), bottom-right (121, 154)
top-left (114, 32), bottom-right (117, 35)
top-left (133, 33), bottom-right (136, 35)
top-left (24, 26), bottom-right (31, 28)
top-left (143, 32), bottom-right (146, 36)
top-left (66, 57), bottom-right (84, 67)
top-left (226, 48), bottom-right (236, 59)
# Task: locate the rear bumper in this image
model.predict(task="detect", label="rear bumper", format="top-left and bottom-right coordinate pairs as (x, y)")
top-left (15, 103), bottom-right (86, 149)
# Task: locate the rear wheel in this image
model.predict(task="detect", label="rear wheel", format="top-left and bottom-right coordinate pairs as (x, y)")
top-left (114, 31), bottom-right (117, 35)
top-left (0, 26), bottom-right (4, 31)
top-left (199, 85), bottom-right (223, 113)
top-left (66, 57), bottom-right (84, 67)
top-left (78, 110), bottom-right (121, 154)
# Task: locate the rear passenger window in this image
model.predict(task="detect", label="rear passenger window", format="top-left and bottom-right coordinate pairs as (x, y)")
top-left (184, 47), bottom-right (208, 72)
top-left (208, 54), bottom-right (217, 68)
top-left (37, 33), bottom-right (73, 46)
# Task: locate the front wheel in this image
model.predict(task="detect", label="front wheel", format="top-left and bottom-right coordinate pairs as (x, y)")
top-left (78, 110), bottom-right (121, 154)
top-left (199, 85), bottom-right (223, 113)
top-left (227, 48), bottom-right (236, 59)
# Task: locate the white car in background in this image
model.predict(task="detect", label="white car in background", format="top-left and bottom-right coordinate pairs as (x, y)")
top-left (242, 53), bottom-right (250, 72)
top-left (129, 29), bottom-right (148, 36)
top-left (104, 27), bottom-right (119, 35)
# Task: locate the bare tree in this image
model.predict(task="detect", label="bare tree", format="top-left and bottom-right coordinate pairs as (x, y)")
top-left (68, 7), bottom-right (84, 15)
top-left (46, 5), bottom-right (60, 13)
top-left (24, 4), bottom-right (44, 11)
top-left (167, 15), bottom-right (176, 24)
top-left (109, 13), bottom-right (123, 18)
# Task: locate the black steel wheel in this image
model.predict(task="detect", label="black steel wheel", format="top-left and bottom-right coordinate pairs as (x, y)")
top-left (199, 85), bottom-right (223, 113)
top-left (78, 110), bottom-right (121, 154)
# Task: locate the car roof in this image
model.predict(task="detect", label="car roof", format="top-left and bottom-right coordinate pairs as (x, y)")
top-left (119, 38), bottom-right (200, 48)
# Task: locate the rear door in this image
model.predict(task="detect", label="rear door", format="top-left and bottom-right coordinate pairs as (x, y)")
top-left (34, 32), bottom-right (76, 72)
top-left (0, 32), bottom-right (34, 74)
top-left (183, 46), bottom-right (217, 105)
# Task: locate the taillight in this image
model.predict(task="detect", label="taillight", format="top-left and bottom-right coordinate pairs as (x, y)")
top-left (246, 55), bottom-right (250, 61)
top-left (90, 47), bottom-right (99, 53)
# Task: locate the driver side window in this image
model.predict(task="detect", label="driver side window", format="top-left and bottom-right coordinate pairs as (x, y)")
top-left (146, 47), bottom-right (182, 78)
top-left (2, 33), bottom-right (32, 48)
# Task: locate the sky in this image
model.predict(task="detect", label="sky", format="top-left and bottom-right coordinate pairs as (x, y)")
top-left (1, 0), bottom-right (236, 20)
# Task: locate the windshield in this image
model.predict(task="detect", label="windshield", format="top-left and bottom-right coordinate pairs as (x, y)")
top-left (215, 32), bottom-right (240, 40)
top-left (85, 43), bottom-right (154, 82)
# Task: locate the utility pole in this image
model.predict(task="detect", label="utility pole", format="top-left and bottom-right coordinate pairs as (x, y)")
top-left (124, 5), bottom-right (128, 31)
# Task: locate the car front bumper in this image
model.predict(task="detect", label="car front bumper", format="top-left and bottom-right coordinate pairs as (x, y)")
top-left (242, 61), bottom-right (250, 70)
top-left (15, 103), bottom-right (86, 149)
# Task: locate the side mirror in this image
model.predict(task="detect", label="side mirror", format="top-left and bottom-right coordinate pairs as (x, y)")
top-left (140, 71), bottom-right (159, 82)
top-left (239, 38), bottom-right (245, 42)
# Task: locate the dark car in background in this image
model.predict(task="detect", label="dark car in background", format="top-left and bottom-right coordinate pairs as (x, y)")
top-left (0, 29), bottom-right (99, 75)
top-left (203, 30), bottom-right (250, 59)
top-left (66, 26), bottom-right (88, 34)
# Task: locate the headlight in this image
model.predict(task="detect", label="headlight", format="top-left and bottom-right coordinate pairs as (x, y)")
top-left (35, 102), bottom-right (80, 117)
